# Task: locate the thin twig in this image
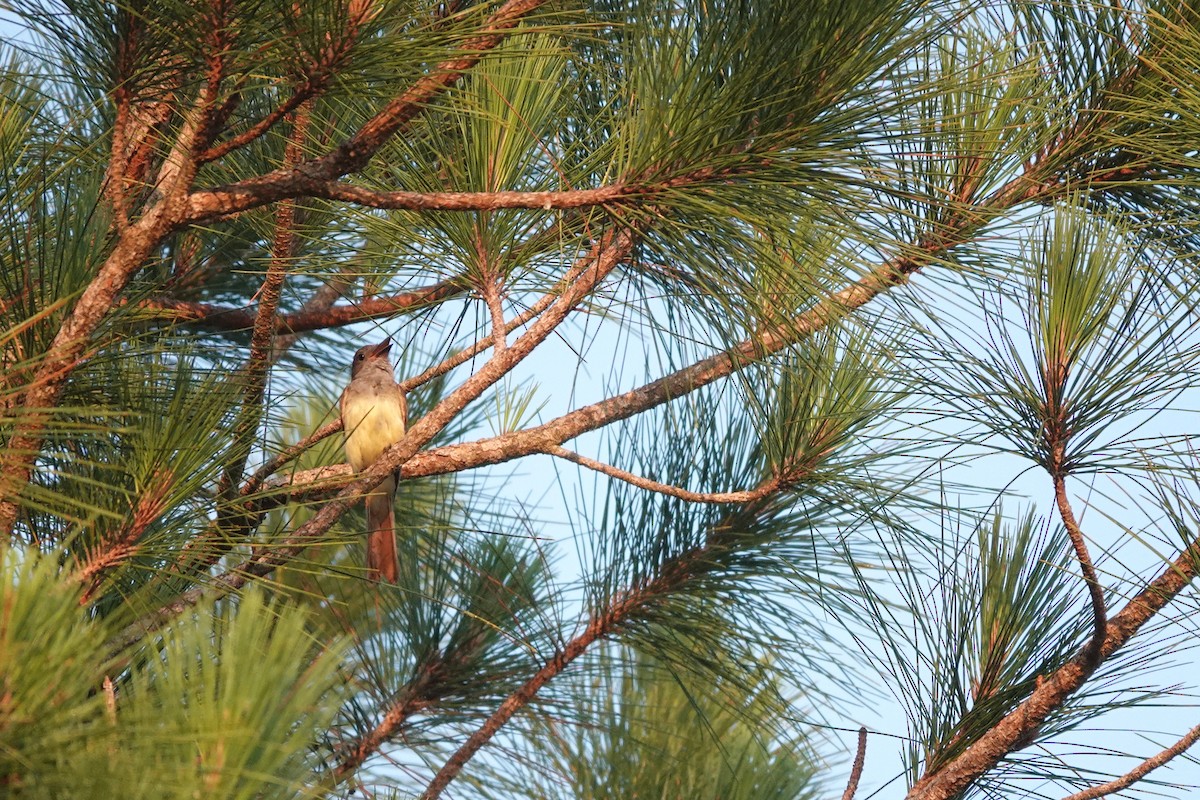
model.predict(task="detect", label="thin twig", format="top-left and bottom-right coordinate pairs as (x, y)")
top-left (242, 420), bottom-right (343, 498)
top-left (401, 256), bottom-right (591, 392)
top-left (842, 727), bottom-right (868, 800)
top-left (1060, 723), bottom-right (1200, 800)
top-left (217, 102), bottom-right (311, 503)
top-left (198, 80), bottom-right (322, 163)
top-left (1053, 473), bottom-right (1107, 663)
top-left (481, 278), bottom-right (508, 356)
top-left (544, 444), bottom-right (781, 504)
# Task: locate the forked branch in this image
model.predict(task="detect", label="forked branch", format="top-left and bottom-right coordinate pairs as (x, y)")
top-left (907, 527), bottom-right (1200, 800)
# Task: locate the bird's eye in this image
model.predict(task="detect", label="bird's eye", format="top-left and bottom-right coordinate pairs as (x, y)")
top-left (355, 352), bottom-right (364, 360)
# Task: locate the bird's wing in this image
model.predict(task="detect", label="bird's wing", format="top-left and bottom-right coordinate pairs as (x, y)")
top-left (394, 382), bottom-right (408, 432)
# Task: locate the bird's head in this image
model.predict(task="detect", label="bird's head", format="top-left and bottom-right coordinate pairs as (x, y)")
top-left (350, 339), bottom-right (393, 379)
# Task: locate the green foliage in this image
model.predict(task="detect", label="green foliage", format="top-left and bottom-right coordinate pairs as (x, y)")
top-left (478, 647), bottom-right (820, 800)
top-left (0, 547), bottom-right (346, 798)
top-left (923, 203), bottom-right (1200, 473)
top-left (3, 0), bottom-right (1200, 798)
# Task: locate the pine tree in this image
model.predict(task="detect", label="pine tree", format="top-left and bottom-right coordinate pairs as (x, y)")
top-left (2, 1), bottom-right (1200, 798)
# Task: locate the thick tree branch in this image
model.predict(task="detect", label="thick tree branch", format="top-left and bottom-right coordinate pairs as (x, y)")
top-left (310, 182), bottom-right (636, 212)
top-left (0, 70), bottom-right (222, 536)
top-left (1060, 722), bottom-right (1200, 800)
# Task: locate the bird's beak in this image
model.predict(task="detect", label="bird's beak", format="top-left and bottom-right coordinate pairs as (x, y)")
top-left (368, 339), bottom-right (393, 358)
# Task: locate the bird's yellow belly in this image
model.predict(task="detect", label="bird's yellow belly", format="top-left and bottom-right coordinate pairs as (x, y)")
top-left (342, 396), bottom-right (406, 471)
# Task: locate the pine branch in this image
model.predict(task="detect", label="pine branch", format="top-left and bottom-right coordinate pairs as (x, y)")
top-left (417, 475), bottom-right (790, 798)
top-left (199, 0), bottom-right (376, 162)
top-left (215, 101), bottom-right (311, 539)
top-left (907, 525), bottom-right (1200, 800)
top-left (331, 653), bottom-right (455, 781)
top-left (198, 80), bottom-right (322, 164)
top-left (0, 61), bottom-right (222, 536)
top-left (544, 444), bottom-right (784, 504)
top-left (401, 248), bottom-right (598, 392)
top-left (134, 279), bottom-right (465, 334)
top-left (1060, 723), bottom-right (1200, 800)
top-left (286, 182), bottom-right (637, 214)
top-left (1053, 473), bottom-right (1106, 664)
top-left (181, 0), bottom-right (554, 222)
top-left (270, 262), bottom-right (358, 359)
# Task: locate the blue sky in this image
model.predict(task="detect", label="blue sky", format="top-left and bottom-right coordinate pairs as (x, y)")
top-left (3, 5), bottom-right (1199, 798)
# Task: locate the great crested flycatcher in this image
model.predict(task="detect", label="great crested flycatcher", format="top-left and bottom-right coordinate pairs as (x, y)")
top-left (340, 339), bottom-right (407, 583)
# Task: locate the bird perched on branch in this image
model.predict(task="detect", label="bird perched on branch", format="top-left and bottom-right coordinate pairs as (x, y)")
top-left (340, 339), bottom-right (407, 583)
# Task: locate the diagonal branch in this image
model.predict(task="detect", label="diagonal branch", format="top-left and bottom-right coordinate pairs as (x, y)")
top-left (332, 653), bottom-right (456, 780)
top-left (198, 80), bottom-right (323, 164)
top-left (417, 474), bottom-right (789, 799)
top-left (1059, 722), bottom-right (1200, 800)
top-left (401, 248), bottom-right (601, 392)
top-left (198, 0), bottom-right (378, 163)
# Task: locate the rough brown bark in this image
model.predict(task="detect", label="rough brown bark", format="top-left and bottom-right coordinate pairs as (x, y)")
top-left (906, 537), bottom-right (1200, 800)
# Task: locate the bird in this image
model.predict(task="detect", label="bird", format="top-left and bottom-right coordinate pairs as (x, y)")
top-left (339, 338), bottom-right (407, 583)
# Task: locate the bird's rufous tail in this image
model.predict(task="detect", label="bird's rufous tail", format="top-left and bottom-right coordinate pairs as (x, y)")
top-left (365, 478), bottom-right (398, 583)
